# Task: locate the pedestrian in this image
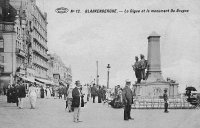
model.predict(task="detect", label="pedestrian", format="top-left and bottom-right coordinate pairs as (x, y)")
top-left (58, 87), bottom-right (62, 99)
top-left (6, 84), bottom-right (12, 103)
top-left (82, 84), bottom-right (88, 104)
top-left (63, 85), bottom-right (69, 100)
top-left (40, 87), bottom-right (44, 98)
top-left (98, 86), bottom-right (102, 103)
top-left (72, 80), bottom-right (83, 123)
top-left (46, 87), bottom-right (51, 99)
top-left (102, 86), bottom-right (106, 103)
top-left (163, 89), bottom-right (169, 113)
top-left (91, 84), bottom-right (97, 103)
top-left (12, 84), bottom-right (18, 106)
top-left (122, 79), bottom-right (134, 121)
top-left (67, 87), bottom-right (73, 112)
top-left (28, 82), bottom-right (37, 109)
top-left (17, 79), bottom-right (26, 109)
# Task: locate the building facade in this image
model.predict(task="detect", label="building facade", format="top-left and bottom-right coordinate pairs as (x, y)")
top-left (10, 0), bottom-right (48, 80)
top-left (0, 0), bottom-right (72, 89)
top-left (0, 0), bottom-right (27, 87)
top-left (48, 54), bottom-right (72, 86)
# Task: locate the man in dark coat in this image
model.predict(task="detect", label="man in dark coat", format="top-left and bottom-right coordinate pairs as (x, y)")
top-left (98, 86), bottom-right (102, 103)
top-left (91, 84), bottom-right (97, 103)
top-left (12, 84), bottom-right (18, 106)
top-left (122, 79), bottom-right (134, 121)
top-left (163, 89), bottom-right (169, 113)
top-left (72, 80), bottom-right (82, 123)
top-left (17, 79), bottom-right (26, 109)
top-left (58, 87), bottom-right (62, 99)
top-left (6, 84), bottom-right (12, 103)
top-left (40, 87), bottom-right (44, 98)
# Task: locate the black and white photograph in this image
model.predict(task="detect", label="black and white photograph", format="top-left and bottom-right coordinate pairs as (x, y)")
top-left (0, 0), bottom-right (200, 128)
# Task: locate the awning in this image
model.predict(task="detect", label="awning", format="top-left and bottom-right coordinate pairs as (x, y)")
top-left (35, 78), bottom-right (57, 85)
top-left (19, 76), bottom-right (35, 83)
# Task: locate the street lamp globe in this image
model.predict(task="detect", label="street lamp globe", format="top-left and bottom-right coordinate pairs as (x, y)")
top-left (107, 64), bottom-right (111, 69)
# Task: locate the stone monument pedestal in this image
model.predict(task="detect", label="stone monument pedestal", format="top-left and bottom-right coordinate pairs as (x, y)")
top-left (133, 81), bottom-right (178, 98)
top-left (132, 32), bottom-right (179, 98)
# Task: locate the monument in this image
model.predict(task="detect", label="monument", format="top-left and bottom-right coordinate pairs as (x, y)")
top-left (133, 32), bottom-right (179, 98)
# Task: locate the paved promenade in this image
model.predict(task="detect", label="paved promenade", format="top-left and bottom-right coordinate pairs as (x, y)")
top-left (0, 96), bottom-right (200, 128)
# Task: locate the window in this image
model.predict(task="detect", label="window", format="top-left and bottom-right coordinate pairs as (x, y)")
top-left (0, 39), bottom-right (4, 52)
top-left (0, 55), bottom-right (4, 63)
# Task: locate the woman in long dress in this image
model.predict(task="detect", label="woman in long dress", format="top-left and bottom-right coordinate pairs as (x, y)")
top-left (46, 87), bottom-right (51, 99)
top-left (82, 85), bottom-right (88, 104)
top-left (28, 83), bottom-right (37, 109)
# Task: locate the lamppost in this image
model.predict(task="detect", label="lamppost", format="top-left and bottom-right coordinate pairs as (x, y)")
top-left (107, 64), bottom-right (111, 89)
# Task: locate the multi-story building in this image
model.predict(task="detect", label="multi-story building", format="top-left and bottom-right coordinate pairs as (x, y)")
top-left (10, 0), bottom-right (48, 81)
top-left (31, 5), bottom-right (48, 80)
top-left (0, 0), bottom-right (49, 88)
top-left (0, 0), bottom-right (28, 87)
top-left (0, 0), bottom-right (72, 89)
top-left (48, 53), bottom-right (72, 86)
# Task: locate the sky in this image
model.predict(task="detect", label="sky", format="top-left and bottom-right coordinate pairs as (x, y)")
top-left (37, 0), bottom-right (200, 92)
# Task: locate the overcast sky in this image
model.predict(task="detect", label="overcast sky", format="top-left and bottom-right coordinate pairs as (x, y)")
top-left (37, 0), bottom-right (200, 92)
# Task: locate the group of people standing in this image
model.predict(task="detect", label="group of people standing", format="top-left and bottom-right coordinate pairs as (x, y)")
top-left (91, 84), bottom-right (106, 103)
top-left (69, 79), bottom-right (135, 122)
top-left (6, 78), bottom-right (37, 109)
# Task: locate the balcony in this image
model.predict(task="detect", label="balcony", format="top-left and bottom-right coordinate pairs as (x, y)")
top-left (0, 22), bottom-right (15, 33)
top-left (26, 34), bottom-right (31, 43)
top-left (16, 48), bottom-right (26, 58)
top-left (33, 37), bottom-right (48, 50)
top-left (32, 46), bottom-right (48, 60)
top-left (32, 58), bottom-right (48, 70)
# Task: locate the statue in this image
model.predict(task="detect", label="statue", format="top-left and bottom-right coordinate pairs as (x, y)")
top-left (132, 56), bottom-right (141, 83)
top-left (132, 54), bottom-right (148, 83)
top-left (139, 54), bottom-right (147, 80)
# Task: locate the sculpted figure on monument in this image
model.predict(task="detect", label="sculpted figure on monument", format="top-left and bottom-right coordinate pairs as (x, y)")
top-left (132, 54), bottom-right (148, 84)
top-left (132, 56), bottom-right (142, 83)
top-left (139, 54), bottom-right (148, 81)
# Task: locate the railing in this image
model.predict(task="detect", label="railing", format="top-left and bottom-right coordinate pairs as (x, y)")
top-left (0, 22), bottom-right (15, 32)
top-left (132, 97), bottom-right (196, 109)
top-left (16, 48), bottom-right (26, 58)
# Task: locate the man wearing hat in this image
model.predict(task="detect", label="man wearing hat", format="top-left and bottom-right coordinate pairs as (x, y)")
top-left (163, 89), bottom-right (169, 113)
top-left (122, 79), bottom-right (134, 121)
top-left (72, 80), bottom-right (83, 123)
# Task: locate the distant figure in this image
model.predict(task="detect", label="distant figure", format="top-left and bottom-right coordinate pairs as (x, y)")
top-left (82, 84), bottom-right (88, 104)
top-left (40, 87), bottom-right (44, 98)
top-left (58, 87), bottom-right (62, 99)
top-left (6, 84), bottom-right (12, 103)
top-left (122, 79), bottom-right (134, 121)
top-left (12, 84), bottom-right (18, 106)
top-left (132, 56), bottom-right (142, 83)
top-left (91, 84), bottom-right (97, 103)
top-left (64, 85), bottom-right (69, 100)
top-left (67, 87), bottom-right (73, 112)
top-left (98, 86), bottom-right (103, 103)
top-left (28, 83), bottom-right (37, 109)
top-left (102, 86), bottom-right (106, 103)
top-left (17, 79), bottom-right (26, 109)
top-left (163, 89), bottom-right (169, 113)
top-left (46, 87), bottom-right (51, 99)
